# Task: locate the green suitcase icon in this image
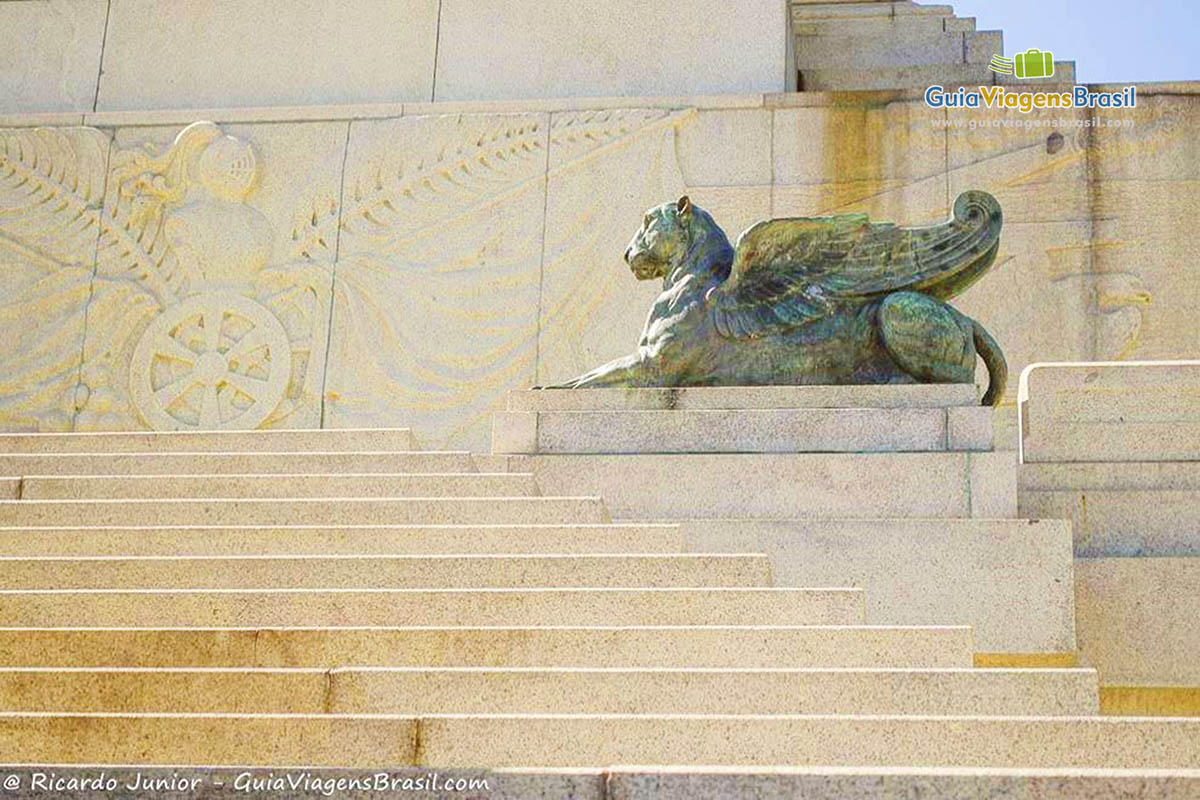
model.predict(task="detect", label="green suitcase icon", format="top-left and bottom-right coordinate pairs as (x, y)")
top-left (1015, 49), bottom-right (1054, 79)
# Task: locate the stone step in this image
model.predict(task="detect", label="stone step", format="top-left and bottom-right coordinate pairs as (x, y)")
top-left (0, 554), bottom-right (775, 590)
top-left (1076, 557), bottom-right (1200, 688)
top-left (492, 407), bottom-right (993, 455)
top-left (0, 428), bottom-right (415, 454)
top-left (4, 713), bottom-right (1200, 768)
top-left (1020, 461), bottom-right (1200, 491)
top-left (0, 524), bottom-right (687, 556)
top-left (0, 625), bottom-right (968, 668)
top-left (796, 31), bottom-right (969, 71)
top-left (0, 667), bottom-right (1099, 716)
top-left (18, 473), bottom-right (541, 500)
top-left (0, 497), bottom-right (610, 527)
top-left (486, 453), bottom-right (1015, 520)
top-left (0, 588), bottom-right (863, 627)
top-left (1019, 489), bottom-right (1200, 557)
top-left (793, 14), bottom-right (975, 37)
top-left (0, 450), bottom-right (477, 476)
top-left (799, 63), bottom-right (993, 91)
top-left (507, 385), bottom-right (980, 413)
top-left (561, 766), bottom-right (1200, 799)
top-left (680, 518), bottom-right (1075, 654)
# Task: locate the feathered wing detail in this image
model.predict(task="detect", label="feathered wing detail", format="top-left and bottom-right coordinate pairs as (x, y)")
top-left (712, 191), bottom-right (1003, 340)
top-left (0, 127), bottom-right (108, 269)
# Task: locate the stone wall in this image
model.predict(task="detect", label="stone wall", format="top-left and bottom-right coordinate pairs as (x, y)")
top-left (1, 85), bottom-right (1196, 448)
top-left (0, 0), bottom-right (793, 115)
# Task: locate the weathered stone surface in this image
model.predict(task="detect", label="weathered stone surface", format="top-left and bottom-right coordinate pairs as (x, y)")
top-left (0, 449), bottom-right (476, 475)
top-left (682, 518), bottom-right (1075, 652)
top-left (493, 408), bottom-right (972, 455)
top-left (0, 127), bottom-right (110, 432)
top-left (0, 523), bottom-right (687, 557)
top-left (434, 1), bottom-right (788, 101)
top-left (0, 587), bottom-right (865, 627)
top-left (19, 472), bottom-right (541, 500)
top-left (1076, 557), bottom-right (1200, 686)
top-left (0, 554), bottom-right (775, 590)
top-left (0, 427), bottom-right (413, 453)
top-left (1019, 489), bottom-right (1200, 557)
top-left (0, 0), bottom-right (107, 114)
top-left (607, 768), bottom-right (1200, 800)
top-left (421, 715), bottom-right (1200, 769)
top-left (0, 667), bottom-right (1099, 716)
top-left (491, 453), bottom-right (1016, 519)
top-left (96, 0), bottom-right (440, 111)
top-left (0, 496), bottom-right (610, 527)
top-left (1022, 363), bottom-right (1200, 463)
top-left (322, 113), bottom-right (548, 450)
top-left (0, 625), bottom-right (973, 669)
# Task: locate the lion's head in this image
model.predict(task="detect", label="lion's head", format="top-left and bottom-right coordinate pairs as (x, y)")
top-left (624, 196), bottom-right (694, 281)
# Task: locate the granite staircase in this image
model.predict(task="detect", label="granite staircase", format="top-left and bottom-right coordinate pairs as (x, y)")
top-left (0, 396), bottom-right (1198, 795)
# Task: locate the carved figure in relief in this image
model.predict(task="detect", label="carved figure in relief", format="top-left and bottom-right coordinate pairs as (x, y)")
top-left (544, 192), bottom-right (1009, 406)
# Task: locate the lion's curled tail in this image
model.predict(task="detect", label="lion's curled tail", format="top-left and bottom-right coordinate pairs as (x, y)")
top-left (973, 319), bottom-right (1008, 407)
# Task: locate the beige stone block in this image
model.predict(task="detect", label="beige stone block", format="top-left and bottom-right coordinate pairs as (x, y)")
top-left (0, 588), bottom-right (865, 627)
top-left (507, 453), bottom-right (1010, 520)
top-left (0, 523), bottom-right (686, 557)
top-left (0, 625), bottom-right (973, 669)
top-left (947, 406), bottom-right (994, 451)
top-left (78, 120), bottom-right (348, 431)
top-left (607, 769), bottom-right (1200, 799)
top-left (492, 408), bottom-right (956, 455)
top-left (1021, 462), bottom-right (1200, 492)
top-left (1091, 96), bottom-right (1200, 182)
top-left (508, 385), bottom-right (980, 412)
top-left (0, 479), bottom-right (18, 500)
top-left (421, 715), bottom-right (1200, 769)
top-left (1076, 557), bottom-right (1200, 686)
top-left (800, 64), bottom-right (994, 92)
top-left (0, 449), bottom-right (475, 476)
top-left (0, 427), bottom-right (414, 453)
top-left (795, 32), bottom-right (968, 70)
top-left (683, 518), bottom-right (1074, 652)
top-left (969, 451), bottom-right (1017, 517)
top-left (963, 31), bottom-right (1003, 65)
top-left (491, 412), bottom-right (538, 456)
top-left (0, 554), bottom-right (774, 590)
top-left (0, 496), bottom-right (609, 527)
top-left (1022, 363), bottom-right (1200, 463)
top-left (322, 113), bottom-right (548, 451)
top-left (20, 472), bottom-right (540, 500)
top-left (0, 667), bottom-right (1097, 717)
top-left (536, 108), bottom-right (691, 386)
top-left (0, 713), bottom-right (418, 767)
top-left (334, 667), bottom-right (1098, 717)
top-left (1019, 489), bottom-right (1200, 558)
top-left (96, 0), bottom-right (439, 111)
top-left (0, 0), bottom-right (107, 114)
top-left (433, 0), bottom-right (788, 101)
top-left (676, 110), bottom-right (773, 187)
top-left (0, 127), bottom-right (110, 432)
top-left (774, 102), bottom-right (947, 183)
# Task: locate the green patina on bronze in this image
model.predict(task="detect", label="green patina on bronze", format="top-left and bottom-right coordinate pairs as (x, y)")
top-left (543, 191), bottom-right (1008, 406)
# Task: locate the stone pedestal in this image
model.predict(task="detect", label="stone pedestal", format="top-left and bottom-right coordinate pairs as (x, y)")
top-left (493, 385), bottom-right (1072, 653)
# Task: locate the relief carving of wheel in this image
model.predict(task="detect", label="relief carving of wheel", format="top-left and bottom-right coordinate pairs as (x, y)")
top-left (129, 292), bottom-right (291, 430)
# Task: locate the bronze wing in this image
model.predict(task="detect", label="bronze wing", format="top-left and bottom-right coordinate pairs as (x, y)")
top-left (711, 191), bottom-right (1003, 340)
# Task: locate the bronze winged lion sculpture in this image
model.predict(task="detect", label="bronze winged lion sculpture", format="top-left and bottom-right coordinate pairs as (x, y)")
top-left (543, 191), bottom-right (1007, 406)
